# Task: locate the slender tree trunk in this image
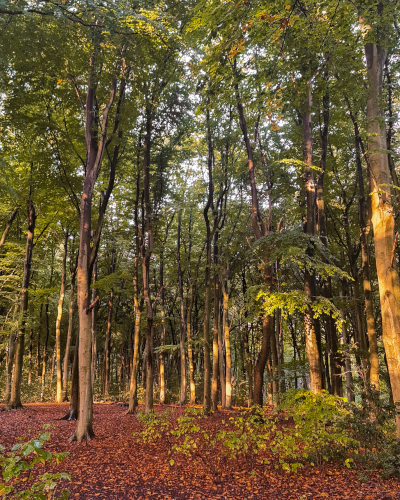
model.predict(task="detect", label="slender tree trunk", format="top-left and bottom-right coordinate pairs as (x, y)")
top-left (187, 284), bottom-right (196, 404)
top-left (211, 235), bottom-right (220, 411)
top-left (203, 105), bottom-right (213, 414)
top-left (317, 86), bottom-right (342, 396)
top-left (218, 296), bottom-right (226, 409)
top-left (223, 270), bottom-right (232, 409)
top-left (59, 332), bottom-right (79, 420)
top-left (142, 108), bottom-right (154, 415)
top-left (177, 211), bottom-right (186, 406)
top-left (355, 134), bottom-right (380, 390)
top-left (55, 231), bottom-right (68, 403)
top-left (9, 197), bottom-right (36, 409)
top-left (5, 332), bottom-right (16, 404)
top-left (28, 328), bottom-right (33, 385)
top-left (365, 41), bottom-right (400, 434)
top-left (91, 258), bottom-right (98, 393)
top-left (339, 284), bottom-right (354, 402)
top-left (303, 88), bottom-right (322, 393)
top-left (63, 250), bottom-right (77, 401)
top-left (104, 251), bottom-right (115, 398)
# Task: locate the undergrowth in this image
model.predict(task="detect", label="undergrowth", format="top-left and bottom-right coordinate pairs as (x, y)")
top-left (0, 425), bottom-right (70, 499)
top-left (134, 389), bottom-right (400, 478)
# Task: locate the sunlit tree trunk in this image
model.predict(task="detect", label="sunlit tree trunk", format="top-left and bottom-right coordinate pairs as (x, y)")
top-left (55, 231), bottom-right (68, 403)
top-left (9, 196), bottom-right (36, 409)
top-left (223, 267), bottom-right (231, 409)
top-left (302, 87), bottom-right (322, 393)
top-left (187, 283), bottom-right (196, 404)
top-left (63, 246), bottom-right (78, 401)
top-left (365, 41), bottom-right (400, 435)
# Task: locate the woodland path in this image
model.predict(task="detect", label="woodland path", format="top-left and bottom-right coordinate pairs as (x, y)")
top-left (1, 403), bottom-right (400, 499)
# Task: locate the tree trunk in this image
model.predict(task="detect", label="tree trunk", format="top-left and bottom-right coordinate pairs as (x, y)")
top-left (55, 231), bottom-right (68, 403)
top-left (28, 328), bottom-right (33, 385)
top-left (317, 86), bottom-right (342, 396)
top-left (104, 250), bottom-right (116, 398)
top-left (59, 332), bottom-right (79, 420)
top-left (356, 133), bottom-right (379, 390)
top-left (63, 249), bottom-right (78, 401)
top-left (177, 211), bottom-right (186, 406)
top-left (187, 284), bottom-right (196, 404)
top-left (9, 197), bottom-right (36, 409)
top-left (203, 105), bottom-right (213, 414)
top-left (339, 284), bottom-right (354, 402)
top-left (223, 270), bottom-right (231, 409)
top-left (365, 41), bottom-right (400, 434)
top-left (128, 153), bottom-right (142, 414)
top-left (5, 332), bottom-right (16, 404)
top-left (303, 88), bottom-right (322, 393)
top-left (142, 108), bottom-right (154, 415)
top-left (211, 235), bottom-right (220, 411)
top-left (91, 258), bottom-right (98, 393)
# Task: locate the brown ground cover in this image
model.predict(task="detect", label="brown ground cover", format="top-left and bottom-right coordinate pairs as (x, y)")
top-left (1, 403), bottom-right (400, 499)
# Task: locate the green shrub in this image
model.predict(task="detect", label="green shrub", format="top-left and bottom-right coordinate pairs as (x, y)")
top-left (0, 425), bottom-right (70, 499)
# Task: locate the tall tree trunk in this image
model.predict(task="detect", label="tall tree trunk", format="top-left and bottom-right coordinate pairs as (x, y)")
top-left (302, 87), bottom-right (322, 393)
top-left (203, 105), bottom-right (213, 414)
top-left (28, 328), bottom-right (33, 385)
top-left (356, 133), bottom-right (379, 390)
top-left (104, 250), bottom-right (116, 398)
top-left (223, 267), bottom-right (231, 409)
top-left (56, 231), bottom-right (68, 403)
top-left (177, 211), bottom-right (186, 406)
top-left (365, 41), bottom-right (400, 435)
top-left (317, 86), bottom-right (342, 396)
top-left (128, 146), bottom-right (142, 414)
top-left (91, 258), bottom-right (98, 393)
top-left (340, 283), bottom-right (354, 402)
top-left (236, 85), bottom-right (272, 406)
top-left (5, 331), bottom-right (16, 404)
top-left (187, 283), bottom-right (196, 404)
top-left (71, 48), bottom-right (125, 441)
top-left (59, 332), bottom-right (79, 420)
top-left (142, 108), bottom-right (154, 415)
top-left (9, 197), bottom-right (36, 409)
top-left (211, 233), bottom-right (220, 411)
top-left (63, 248), bottom-right (78, 401)
top-left (218, 294), bottom-right (226, 409)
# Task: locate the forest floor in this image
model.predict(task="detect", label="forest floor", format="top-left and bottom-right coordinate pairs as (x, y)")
top-left (1, 403), bottom-right (400, 499)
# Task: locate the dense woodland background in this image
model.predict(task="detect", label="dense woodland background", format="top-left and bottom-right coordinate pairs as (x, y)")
top-left (0, 0), bottom-right (400, 442)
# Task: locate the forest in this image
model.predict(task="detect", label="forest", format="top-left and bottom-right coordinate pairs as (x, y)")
top-left (0, 0), bottom-right (400, 498)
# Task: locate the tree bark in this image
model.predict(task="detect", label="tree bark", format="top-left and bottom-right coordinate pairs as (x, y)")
top-left (177, 210), bottom-right (187, 406)
top-left (142, 108), bottom-right (154, 415)
top-left (355, 133), bottom-right (379, 390)
top-left (63, 246), bottom-right (78, 401)
top-left (55, 231), bottom-right (68, 402)
top-left (302, 87), bottom-right (322, 393)
top-left (317, 87), bottom-right (342, 396)
top-left (203, 104), bottom-right (213, 414)
top-left (9, 197), bottom-right (36, 409)
top-left (365, 41), bottom-right (400, 435)
top-left (104, 250), bottom-right (116, 398)
top-left (223, 266), bottom-right (231, 409)
top-left (91, 258), bottom-right (98, 393)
